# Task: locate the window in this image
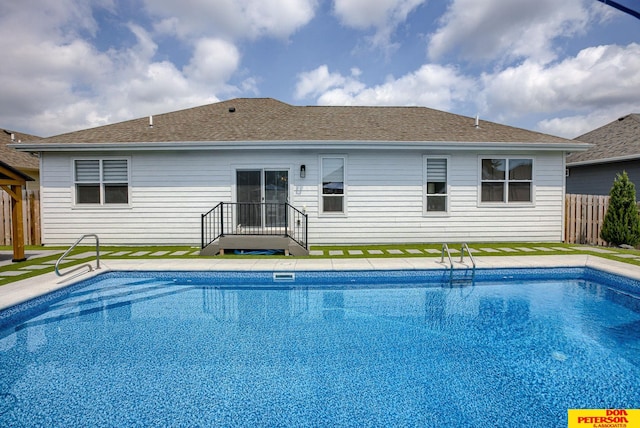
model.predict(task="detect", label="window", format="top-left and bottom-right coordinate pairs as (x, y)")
top-left (425, 157), bottom-right (448, 212)
top-left (321, 157), bottom-right (345, 213)
top-left (481, 158), bottom-right (532, 203)
top-left (75, 159), bottom-right (129, 205)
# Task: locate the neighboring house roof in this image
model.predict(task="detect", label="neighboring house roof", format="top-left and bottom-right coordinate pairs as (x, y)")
top-left (1, 129), bottom-right (40, 170)
top-left (13, 98), bottom-right (586, 152)
top-left (567, 114), bottom-right (640, 166)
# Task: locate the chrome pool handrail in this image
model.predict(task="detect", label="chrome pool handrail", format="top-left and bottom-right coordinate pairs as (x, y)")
top-left (440, 243), bottom-right (454, 281)
top-left (55, 234), bottom-right (100, 278)
top-left (460, 243), bottom-right (476, 269)
top-left (441, 242), bottom-right (476, 285)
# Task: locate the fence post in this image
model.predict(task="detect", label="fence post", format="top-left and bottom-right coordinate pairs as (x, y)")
top-left (31, 190), bottom-right (41, 245)
top-left (569, 194), bottom-right (576, 243)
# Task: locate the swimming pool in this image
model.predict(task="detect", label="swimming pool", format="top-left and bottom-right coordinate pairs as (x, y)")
top-left (0, 267), bottom-right (639, 427)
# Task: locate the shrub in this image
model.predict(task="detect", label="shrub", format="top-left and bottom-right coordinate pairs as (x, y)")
top-left (600, 171), bottom-right (640, 247)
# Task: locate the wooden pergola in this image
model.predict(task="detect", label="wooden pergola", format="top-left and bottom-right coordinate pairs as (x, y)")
top-left (0, 160), bottom-right (34, 262)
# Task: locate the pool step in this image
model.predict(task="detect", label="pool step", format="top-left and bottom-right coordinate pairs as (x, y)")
top-left (25, 281), bottom-right (187, 326)
top-left (441, 243), bottom-right (476, 286)
top-left (448, 268), bottom-right (476, 286)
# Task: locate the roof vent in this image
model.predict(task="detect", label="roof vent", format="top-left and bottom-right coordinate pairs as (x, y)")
top-left (149, 115), bottom-right (154, 128)
top-left (228, 107), bottom-right (236, 113)
top-left (474, 114), bottom-right (480, 129)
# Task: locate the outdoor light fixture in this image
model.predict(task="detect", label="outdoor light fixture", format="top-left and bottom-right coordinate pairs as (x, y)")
top-left (300, 164), bottom-right (306, 178)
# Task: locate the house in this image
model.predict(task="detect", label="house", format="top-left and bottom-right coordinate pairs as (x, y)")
top-left (13, 98), bottom-right (588, 253)
top-left (566, 114), bottom-right (640, 196)
top-left (1, 129), bottom-right (40, 190)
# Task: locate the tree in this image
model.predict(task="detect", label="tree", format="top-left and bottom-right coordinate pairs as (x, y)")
top-left (600, 171), bottom-right (640, 246)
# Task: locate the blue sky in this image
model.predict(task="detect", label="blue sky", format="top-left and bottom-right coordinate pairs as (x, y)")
top-left (0, 0), bottom-right (639, 139)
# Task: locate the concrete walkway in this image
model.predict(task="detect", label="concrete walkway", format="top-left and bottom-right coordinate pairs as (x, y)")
top-left (0, 250), bottom-right (64, 267)
top-left (2, 252), bottom-right (640, 312)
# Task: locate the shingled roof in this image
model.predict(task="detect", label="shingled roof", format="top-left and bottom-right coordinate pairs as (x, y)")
top-left (30, 98), bottom-right (574, 145)
top-left (1, 129), bottom-right (40, 170)
top-left (567, 114), bottom-right (640, 165)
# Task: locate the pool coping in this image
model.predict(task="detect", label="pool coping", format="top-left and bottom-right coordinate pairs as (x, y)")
top-left (0, 254), bottom-right (639, 312)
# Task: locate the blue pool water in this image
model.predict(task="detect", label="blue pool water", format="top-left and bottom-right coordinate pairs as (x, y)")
top-left (0, 268), bottom-right (639, 427)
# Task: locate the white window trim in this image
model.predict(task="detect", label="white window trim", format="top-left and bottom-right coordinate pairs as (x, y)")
top-left (72, 157), bottom-right (132, 208)
top-left (319, 155), bottom-right (347, 217)
top-left (423, 155), bottom-right (450, 216)
top-left (478, 156), bottom-right (535, 207)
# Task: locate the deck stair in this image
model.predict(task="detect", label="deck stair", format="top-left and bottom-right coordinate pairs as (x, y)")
top-left (440, 243), bottom-right (476, 286)
top-left (200, 202), bottom-right (308, 256)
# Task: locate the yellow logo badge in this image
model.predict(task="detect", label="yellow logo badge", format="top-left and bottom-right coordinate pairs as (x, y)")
top-left (568, 409), bottom-right (640, 427)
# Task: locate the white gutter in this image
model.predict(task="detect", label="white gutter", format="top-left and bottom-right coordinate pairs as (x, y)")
top-left (11, 140), bottom-right (592, 153)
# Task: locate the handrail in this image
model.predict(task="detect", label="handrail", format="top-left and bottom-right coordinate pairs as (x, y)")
top-left (55, 234), bottom-right (100, 278)
top-left (441, 242), bottom-right (476, 285)
top-left (201, 202), bottom-right (308, 250)
top-left (460, 243), bottom-right (476, 269)
top-left (440, 243), bottom-right (454, 279)
top-left (439, 243), bottom-right (452, 266)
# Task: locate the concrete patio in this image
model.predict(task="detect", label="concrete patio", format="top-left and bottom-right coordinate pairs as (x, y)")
top-left (2, 252), bottom-right (640, 312)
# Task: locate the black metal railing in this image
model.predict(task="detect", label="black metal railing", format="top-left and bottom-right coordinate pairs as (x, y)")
top-left (201, 202), bottom-right (308, 250)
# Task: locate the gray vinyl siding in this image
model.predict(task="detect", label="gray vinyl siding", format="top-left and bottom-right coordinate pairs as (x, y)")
top-left (566, 160), bottom-right (640, 197)
top-left (39, 149), bottom-right (566, 246)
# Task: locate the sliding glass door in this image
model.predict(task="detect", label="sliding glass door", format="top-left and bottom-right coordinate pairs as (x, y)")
top-left (236, 169), bottom-right (288, 229)
top-left (236, 170), bottom-right (262, 227)
top-left (264, 170), bottom-right (288, 227)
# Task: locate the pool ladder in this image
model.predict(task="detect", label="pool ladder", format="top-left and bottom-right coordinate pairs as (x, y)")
top-left (440, 243), bottom-right (476, 286)
top-left (55, 234), bottom-right (100, 280)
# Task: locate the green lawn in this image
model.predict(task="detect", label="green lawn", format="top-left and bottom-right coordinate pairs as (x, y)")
top-left (1, 242), bottom-right (639, 286)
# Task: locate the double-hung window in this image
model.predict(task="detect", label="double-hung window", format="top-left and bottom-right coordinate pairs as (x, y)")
top-left (321, 157), bottom-right (345, 213)
top-left (75, 159), bottom-right (129, 205)
top-left (481, 158), bottom-right (533, 203)
top-left (425, 157), bottom-right (448, 213)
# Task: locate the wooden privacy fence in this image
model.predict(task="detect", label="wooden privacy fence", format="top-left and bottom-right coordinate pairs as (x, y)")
top-left (0, 189), bottom-right (41, 246)
top-left (564, 194), bottom-right (611, 246)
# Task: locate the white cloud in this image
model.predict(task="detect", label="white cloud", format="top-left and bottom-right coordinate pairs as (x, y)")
top-left (295, 65), bottom-right (353, 99)
top-left (0, 1), bottom-right (116, 133)
top-left (146, 0), bottom-right (318, 40)
top-left (68, 29), bottom-right (242, 131)
top-left (185, 38), bottom-right (241, 85)
top-left (296, 40), bottom-right (640, 139)
top-left (0, 0), bottom-right (636, 143)
top-left (479, 43), bottom-right (640, 137)
top-left (428, 0), bottom-right (590, 64)
top-left (0, 2), bottom-right (250, 136)
top-left (296, 64), bottom-right (474, 111)
top-left (536, 112), bottom-right (618, 139)
top-left (333, 0), bottom-right (422, 29)
top-left (333, 0), bottom-right (425, 52)
top-left (0, 0), bottom-right (111, 39)
top-left (481, 43), bottom-right (640, 115)
top-left (539, 102), bottom-right (640, 139)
